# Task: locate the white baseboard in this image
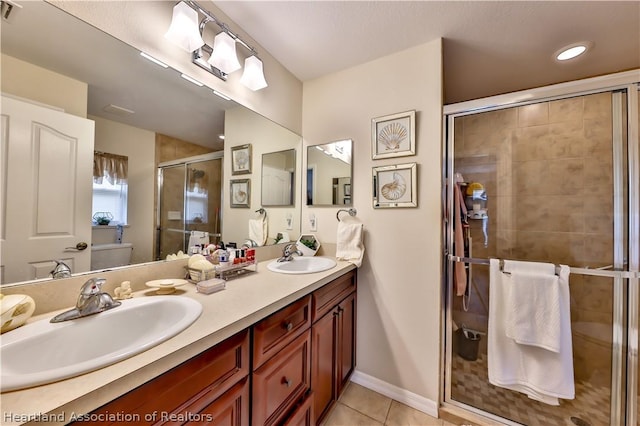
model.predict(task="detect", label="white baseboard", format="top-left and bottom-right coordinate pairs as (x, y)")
top-left (349, 370), bottom-right (439, 418)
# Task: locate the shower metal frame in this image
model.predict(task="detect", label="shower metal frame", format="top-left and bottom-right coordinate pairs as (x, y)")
top-left (441, 70), bottom-right (640, 425)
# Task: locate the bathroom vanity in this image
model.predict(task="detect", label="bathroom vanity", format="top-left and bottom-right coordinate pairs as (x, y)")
top-left (0, 259), bottom-right (356, 426)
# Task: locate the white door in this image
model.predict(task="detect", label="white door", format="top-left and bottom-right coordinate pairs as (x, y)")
top-left (262, 166), bottom-right (292, 205)
top-left (1, 96), bottom-right (94, 283)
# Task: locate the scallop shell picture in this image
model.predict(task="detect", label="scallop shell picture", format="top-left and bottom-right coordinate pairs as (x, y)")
top-left (378, 122), bottom-right (408, 151)
top-left (234, 150), bottom-right (249, 170)
top-left (380, 172), bottom-right (407, 200)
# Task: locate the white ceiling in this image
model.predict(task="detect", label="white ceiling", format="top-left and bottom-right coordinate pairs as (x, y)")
top-left (214, 1), bottom-right (640, 103)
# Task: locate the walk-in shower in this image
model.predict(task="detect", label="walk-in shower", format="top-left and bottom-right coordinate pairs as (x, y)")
top-left (443, 72), bottom-right (639, 425)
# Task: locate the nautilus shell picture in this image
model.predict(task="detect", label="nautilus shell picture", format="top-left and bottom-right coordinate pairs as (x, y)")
top-left (230, 180), bottom-right (250, 207)
top-left (380, 172), bottom-right (407, 200)
top-left (378, 122), bottom-right (408, 151)
top-left (373, 163), bottom-right (417, 208)
top-left (234, 190), bottom-right (247, 203)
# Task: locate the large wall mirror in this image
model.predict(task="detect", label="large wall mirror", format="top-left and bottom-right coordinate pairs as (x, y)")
top-left (0, 1), bottom-right (302, 286)
top-left (306, 140), bottom-right (353, 206)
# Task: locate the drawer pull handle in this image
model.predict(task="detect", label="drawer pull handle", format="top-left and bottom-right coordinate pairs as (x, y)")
top-left (284, 322), bottom-right (293, 331)
top-left (282, 377), bottom-right (292, 387)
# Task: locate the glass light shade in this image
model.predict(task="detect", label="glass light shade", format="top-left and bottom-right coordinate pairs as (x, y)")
top-left (208, 32), bottom-right (241, 74)
top-left (164, 2), bottom-right (204, 52)
top-left (240, 56), bottom-right (268, 91)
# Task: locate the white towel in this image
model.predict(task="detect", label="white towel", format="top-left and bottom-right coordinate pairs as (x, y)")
top-left (249, 217), bottom-right (268, 246)
top-left (504, 261), bottom-right (562, 352)
top-left (188, 231), bottom-right (209, 248)
top-left (488, 259), bottom-right (574, 405)
top-left (336, 217), bottom-right (365, 267)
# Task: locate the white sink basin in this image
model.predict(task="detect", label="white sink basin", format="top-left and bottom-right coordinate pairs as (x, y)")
top-left (267, 256), bottom-right (337, 274)
top-left (1, 296), bottom-right (202, 392)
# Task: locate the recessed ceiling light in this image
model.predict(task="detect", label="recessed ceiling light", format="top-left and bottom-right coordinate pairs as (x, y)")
top-left (555, 42), bottom-right (591, 61)
top-left (218, 135), bottom-right (225, 140)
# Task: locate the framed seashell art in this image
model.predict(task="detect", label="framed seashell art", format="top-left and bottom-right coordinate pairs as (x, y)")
top-left (230, 178), bottom-right (251, 208)
top-left (231, 143), bottom-right (252, 175)
top-left (371, 110), bottom-right (416, 159)
top-left (372, 163), bottom-right (417, 208)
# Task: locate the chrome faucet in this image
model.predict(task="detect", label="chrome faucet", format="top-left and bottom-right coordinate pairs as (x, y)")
top-left (277, 243), bottom-right (302, 262)
top-left (50, 278), bottom-right (121, 323)
top-left (50, 260), bottom-right (72, 279)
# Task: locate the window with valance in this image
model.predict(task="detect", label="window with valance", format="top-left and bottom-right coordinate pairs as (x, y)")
top-left (92, 151), bottom-right (129, 225)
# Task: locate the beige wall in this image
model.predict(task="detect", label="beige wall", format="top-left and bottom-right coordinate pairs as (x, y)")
top-left (48, 0), bottom-right (303, 135)
top-left (92, 116), bottom-right (156, 265)
top-left (302, 40), bottom-right (443, 407)
top-left (1, 53), bottom-right (87, 117)
top-left (223, 106), bottom-right (302, 245)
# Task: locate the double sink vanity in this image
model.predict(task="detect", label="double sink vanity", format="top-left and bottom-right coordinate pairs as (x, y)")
top-left (1, 255), bottom-right (356, 425)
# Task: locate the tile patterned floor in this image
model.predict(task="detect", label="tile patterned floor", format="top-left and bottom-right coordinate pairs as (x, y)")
top-left (322, 382), bottom-right (458, 426)
top-left (451, 354), bottom-right (610, 426)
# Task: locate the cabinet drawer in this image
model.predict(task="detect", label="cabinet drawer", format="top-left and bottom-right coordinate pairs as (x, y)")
top-left (183, 377), bottom-right (249, 426)
top-left (284, 392), bottom-right (314, 426)
top-left (88, 330), bottom-right (249, 424)
top-left (252, 329), bottom-right (311, 426)
top-left (312, 269), bottom-right (356, 322)
top-left (253, 295), bottom-right (311, 369)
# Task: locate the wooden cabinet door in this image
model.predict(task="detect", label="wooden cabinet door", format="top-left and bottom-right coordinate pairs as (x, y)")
top-left (283, 392), bottom-right (314, 426)
top-left (337, 292), bottom-right (356, 394)
top-left (311, 308), bottom-right (337, 424)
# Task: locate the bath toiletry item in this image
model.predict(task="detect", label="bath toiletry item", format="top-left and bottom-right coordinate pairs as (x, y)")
top-left (114, 281), bottom-right (133, 300)
top-left (188, 254), bottom-right (207, 268)
top-left (296, 234), bottom-right (320, 256)
top-left (233, 249), bottom-right (242, 264)
top-left (218, 248), bottom-right (230, 266)
top-left (0, 294), bottom-right (36, 333)
top-left (240, 248), bottom-right (247, 262)
top-left (196, 278), bottom-right (226, 295)
top-left (145, 279), bottom-right (189, 295)
top-left (247, 248), bottom-right (256, 262)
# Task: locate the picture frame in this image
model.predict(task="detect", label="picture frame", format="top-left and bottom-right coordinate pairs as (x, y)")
top-left (372, 163), bottom-right (417, 208)
top-left (371, 110), bottom-right (416, 159)
top-left (231, 144), bottom-right (252, 175)
top-left (230, 179), bottom-right (251, 208)
top-left (344, 183), bottom-right (351, 196)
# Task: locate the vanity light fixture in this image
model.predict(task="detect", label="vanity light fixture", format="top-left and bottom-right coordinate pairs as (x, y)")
top-left (165, 1), bottom-right (268, 91)
top-left (555, 42), bottom-right (591, 61)
top-left (164, 1), bottom-right (204, 52)
top-left (180, 73), bottom-right (204, 86)
top-left (140, 52), bottom-right (169, 68)
top-left (208, 31), bottom-right (241, 74)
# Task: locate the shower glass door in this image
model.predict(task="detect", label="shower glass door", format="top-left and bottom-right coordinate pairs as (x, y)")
top-left (157, 154), bottom-right (223, 260)
top-left (444, 84), bottom-right (639, 425)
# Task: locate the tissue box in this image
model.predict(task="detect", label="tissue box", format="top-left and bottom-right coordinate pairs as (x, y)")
top-left (296, 234), bottom-right (320, 256)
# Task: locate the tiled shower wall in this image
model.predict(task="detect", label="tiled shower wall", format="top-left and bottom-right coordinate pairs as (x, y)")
top-left (452, 92), bottom-right (616, 383)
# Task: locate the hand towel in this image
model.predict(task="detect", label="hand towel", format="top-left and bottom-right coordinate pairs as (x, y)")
top-left (488, 259), bottom-right (574, 405)
top-left (453, 183), bottom-right (467, 296)
top-left (188, 231), bottom-right (209, 248)
top-left (249, 217), bottom-right (268, 246)
top-left (504, 261), bottom-right (562, 352)
top-left (336, 217), bottom-right (365, 267)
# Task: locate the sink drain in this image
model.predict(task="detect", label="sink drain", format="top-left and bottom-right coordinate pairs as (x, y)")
top-left (570, 416), bottom-right (592, 426)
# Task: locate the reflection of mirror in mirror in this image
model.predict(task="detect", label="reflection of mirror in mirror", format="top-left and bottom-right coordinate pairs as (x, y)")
top-left (306, 140), bottom-right (353, 206)
top-left (262, 149), bottom-right (296, 207)
top-left (0, 1), bottom-right (302, 287)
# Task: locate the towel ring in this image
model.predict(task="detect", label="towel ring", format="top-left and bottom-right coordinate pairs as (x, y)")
top-left (336, 208), bottom-right (357, 222)
top-left (255, 208), bottom-right (267, 218)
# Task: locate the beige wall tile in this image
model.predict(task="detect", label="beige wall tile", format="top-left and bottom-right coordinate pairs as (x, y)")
top-left (515, 195), bottom-right (584, 233)
top-left (517, 102), bottom-right (549, 127)
top-left (514, 158), bottom-right (584, 196)
top-left (549, 97), bottom-right (584, 123)
top-left (583, 92), bottom-right (612, 120)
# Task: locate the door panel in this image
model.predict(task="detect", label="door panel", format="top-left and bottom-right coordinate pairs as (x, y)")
top-left (1, 96), bottom-right (94, 283)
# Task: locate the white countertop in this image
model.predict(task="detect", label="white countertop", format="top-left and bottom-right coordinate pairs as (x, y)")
top-left (0, 259), bottom-right (355, 426)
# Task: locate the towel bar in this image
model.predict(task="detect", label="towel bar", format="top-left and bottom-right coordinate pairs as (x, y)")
top-left (448, 254), bottom-right (637, 279)
top-left (255, 208), bottom-right (267, 218)
top-left (336, 208), bottom-right (357, 221)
